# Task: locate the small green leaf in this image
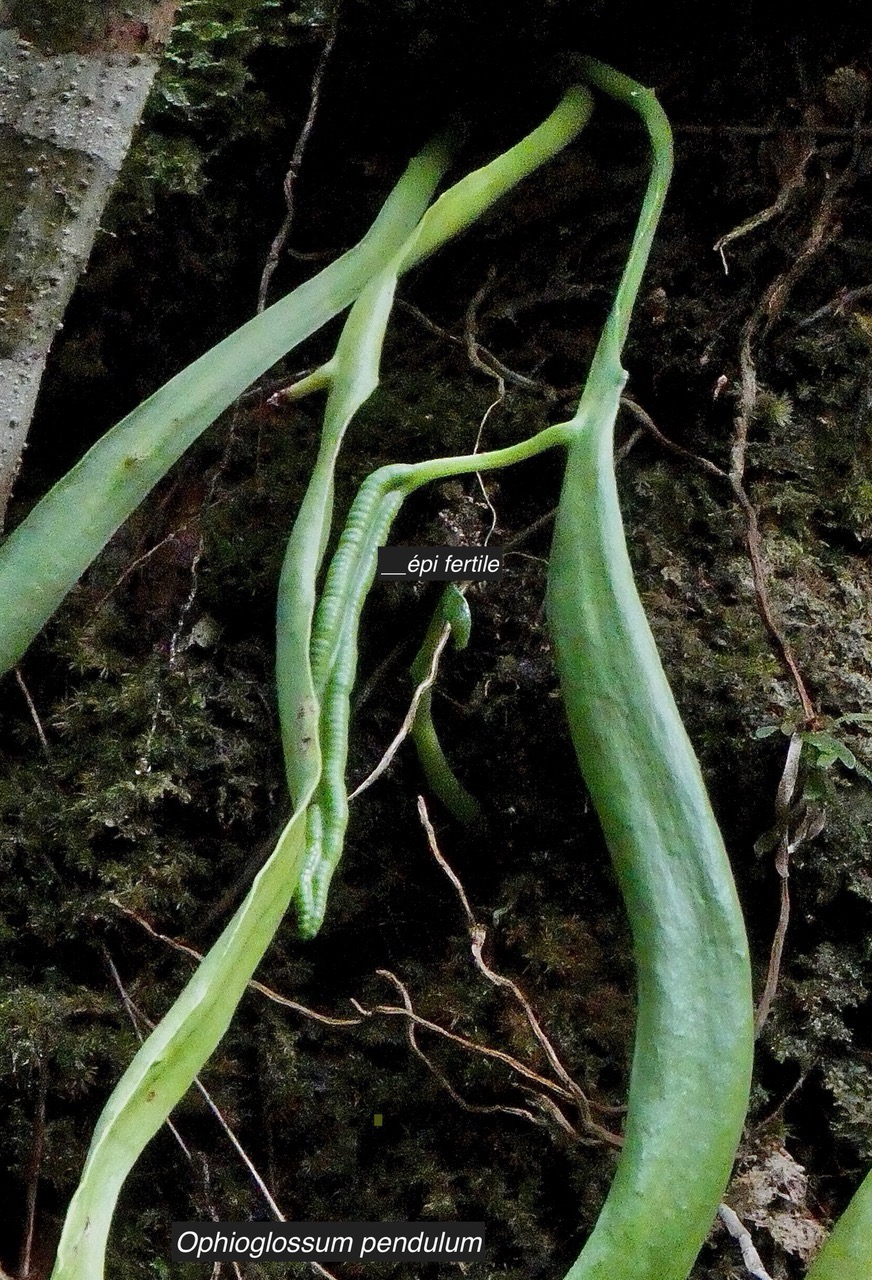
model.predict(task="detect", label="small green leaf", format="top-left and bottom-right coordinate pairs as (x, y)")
top-left (803, 731), bottom-right (857, 770)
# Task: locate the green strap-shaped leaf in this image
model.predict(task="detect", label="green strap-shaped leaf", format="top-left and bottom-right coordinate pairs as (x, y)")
top-left (47, 87), bottom-right (594, 1280)
top-left (51, 806), bottom-right (312, 1280)
top-left (547, 60), bottom-right (753, 1280)
top-left (805, 1168), bottom-right (872, 1280)
top-left (0, 87), bottom-right (591, 680)
top-left (0, 144), bottom-right (445, 677)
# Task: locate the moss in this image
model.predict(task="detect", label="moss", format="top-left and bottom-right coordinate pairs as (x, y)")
top-left (4, 11), bottom-right (872, 1280)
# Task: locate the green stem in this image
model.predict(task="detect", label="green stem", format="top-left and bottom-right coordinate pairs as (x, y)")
top-left (276, 176), bottom-right (441, 809)
top-left (410, 585), bottom-right (481, 824)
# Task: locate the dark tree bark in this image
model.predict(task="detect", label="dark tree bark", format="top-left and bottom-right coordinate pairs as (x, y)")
top-left (0, 1), bottom-right (179, 527)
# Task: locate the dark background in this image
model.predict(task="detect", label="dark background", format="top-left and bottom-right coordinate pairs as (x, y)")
top-left (2, 3), bottom-right (872, 1277)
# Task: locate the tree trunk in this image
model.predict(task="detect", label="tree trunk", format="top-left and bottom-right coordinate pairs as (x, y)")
top-left (0, 1), bottom-right (179, 528)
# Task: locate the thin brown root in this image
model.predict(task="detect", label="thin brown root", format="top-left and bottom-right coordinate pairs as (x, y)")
top-left (713, 144), bottom-right (815, 271)
top-left (755, 734), bottom-right (810, 1035)
top-left (113, 903), bottom-right (362, 1026)
top-left (257, 12), bottom-right (339, 311)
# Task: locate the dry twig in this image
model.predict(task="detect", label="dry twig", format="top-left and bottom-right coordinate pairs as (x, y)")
top-left (753, 1069), bottom-right (810, 1132)
top-left (713, 139), bottom-right (865, 1015)
top-left (14, 670), bottom-right (50, 755)
top-left (352, 970), bottom-right (581, 1108)
top-left (717, 1203), bottom-right (774, 1280)
top-left (18, 1060), bottom-right (47, 1280)
top-left (117, 869), bottom-right (621, 1151)
top-left (257, 11), bottom-right (339, 311)
top-left (798, 280), bottom-right (872, 328)
top-left (754, 733), bottom-right (802, 1035)
top-left (619, 393), bottom-right (817, 726)
top-left (89, 503), bottom-right (224, 615)
top-left (676, 123), bottom-right (872, 138)
top-left (360, 969), bottom-right (559, 1135)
